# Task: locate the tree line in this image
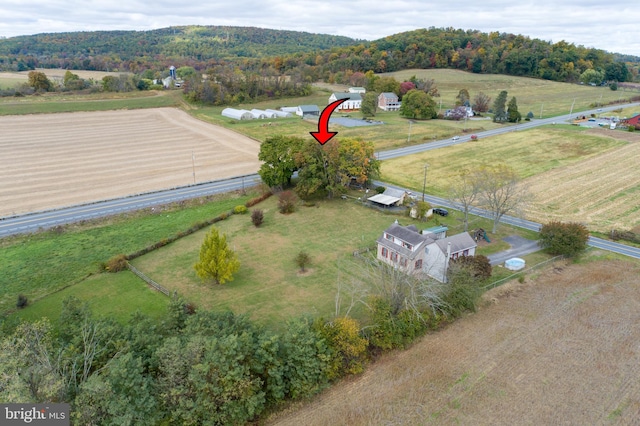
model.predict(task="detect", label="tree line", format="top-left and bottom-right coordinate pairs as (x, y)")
top-left (1, 27), bottom-right (637, 87)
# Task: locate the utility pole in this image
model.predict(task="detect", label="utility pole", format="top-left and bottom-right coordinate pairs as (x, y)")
top-left (540, 103), bottom-right (544, 119)
top-left (407, 120), bottom-right (413, 143)
top-left (569, 98), bottom-right (576, 116)
top-left (192, 151), bottom-right (196, 184)
top-left (422, 164), bottom-right (429, 202)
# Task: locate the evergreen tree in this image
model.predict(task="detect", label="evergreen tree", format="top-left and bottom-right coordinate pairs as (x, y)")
top-left (492, 90), bottom-right (508, 122)
top-left (194, 227), bottom-right (240, 285)
top-left (507, 96), bottom-right (522, 123)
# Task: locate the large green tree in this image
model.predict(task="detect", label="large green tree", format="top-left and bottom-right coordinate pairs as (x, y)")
top-left (258, 135), bottom-right (304, 189)
top-left (194, 227), bottom-right (240, 285)
top-left (399, 89), bottom-right (437, 120)
top-left (507, 96), bottom-right (522, 123)
top-left (360, 91), bottom-right (378, 117)
top-left (294, 138), bottom-right (379, 199)
top-left (492, 90), bottom-right (508, 122)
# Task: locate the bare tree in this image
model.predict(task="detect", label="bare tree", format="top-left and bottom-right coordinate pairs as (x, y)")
top-left (335, 255), bottom-right (448, 319)
top-left (475, 164), bottom-right (528, 233)
top-left (447, 169), bottom-right (481, 232)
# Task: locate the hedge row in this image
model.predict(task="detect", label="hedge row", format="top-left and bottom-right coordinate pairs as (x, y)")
top-left (106, 192), bottom-right (272, 268)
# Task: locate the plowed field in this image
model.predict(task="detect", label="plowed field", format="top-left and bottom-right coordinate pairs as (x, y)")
top-left (0, 108), bottom-right (261, 217)
top-left (269, 259), bottom-right (640, 425)
top-left (523, 129), bottom-right (640, 231)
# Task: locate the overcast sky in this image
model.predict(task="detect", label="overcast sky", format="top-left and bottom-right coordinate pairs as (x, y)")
top-left (1, 0), bottom-right (639, 57)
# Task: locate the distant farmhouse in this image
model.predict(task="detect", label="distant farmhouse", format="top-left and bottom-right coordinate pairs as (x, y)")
top-left (348, 87), bottom-right (366, 94)
top-left (329, 93), bottom-right (362, 111)
top-left (376, 222), bottom-right (477, 282)
top-left (378, 92), bottom-right (401, 111)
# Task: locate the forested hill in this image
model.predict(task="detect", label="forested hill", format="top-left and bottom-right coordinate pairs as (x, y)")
top-left (1, 26), bottom-right (637, 83)
top-left (0, 26), bottom-right (358, 71)
top-left (276, 28), bottom-right (636, 83)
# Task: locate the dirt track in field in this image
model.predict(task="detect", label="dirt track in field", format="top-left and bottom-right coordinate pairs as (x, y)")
top-left (269, 259), bottom-right (640, 425)
top-left (0, 108), bottom-right (261, 217)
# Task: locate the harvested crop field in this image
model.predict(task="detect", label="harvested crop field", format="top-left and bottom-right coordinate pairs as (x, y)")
top-left (523, 130), bottom-right (640, 231)
top-left (0, 108), bottom-right (261, 217)
top-left (270, 259), bottom-right (640, 425)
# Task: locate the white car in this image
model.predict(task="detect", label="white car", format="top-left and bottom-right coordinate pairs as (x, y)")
top-left (452, 136), bottom-right (460, 141)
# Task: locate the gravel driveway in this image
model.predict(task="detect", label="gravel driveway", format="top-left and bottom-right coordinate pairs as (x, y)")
top-left (487, 235), bottom-right (542, 266)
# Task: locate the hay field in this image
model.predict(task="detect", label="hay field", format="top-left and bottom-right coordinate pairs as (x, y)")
top-left (523, 129), bottom-right (640, 231)
top-left (270, 259), bottom-right (640, 425)
top-left (0, 108), bottom-right (261, 217)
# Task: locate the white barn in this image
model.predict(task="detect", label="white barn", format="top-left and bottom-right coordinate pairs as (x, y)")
top-left (221, 108), bottom-right (253, 120)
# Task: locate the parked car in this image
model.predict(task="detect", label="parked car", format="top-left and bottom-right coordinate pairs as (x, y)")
top-left (433, 208), bottom-right (449, 217)
top-left (470, 134), bottom-right (478, 141)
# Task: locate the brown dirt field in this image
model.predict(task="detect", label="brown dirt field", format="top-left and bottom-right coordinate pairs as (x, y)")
top-left (268, 259), bottom-right (640, 425)
top-left (522, 133), bottom-right (640, 232)
top-left (0, 108), bottom-right (261, 217)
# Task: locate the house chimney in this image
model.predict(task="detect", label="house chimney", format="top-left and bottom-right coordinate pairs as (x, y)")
top-left (444, 242), bottom-right (451, 282)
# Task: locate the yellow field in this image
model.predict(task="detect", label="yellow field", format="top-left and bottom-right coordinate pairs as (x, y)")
top-left (523, 129), bottom-right (640, 231)
top-left (0, 108), bottom-right (260, 217)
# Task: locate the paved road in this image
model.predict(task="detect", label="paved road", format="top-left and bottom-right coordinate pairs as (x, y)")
top-left (2, 102), bottom-right (640, 262)
top-left (377, 181), bottom-right (640, 260)
top-left (0, 174), bottom-right (261, 237)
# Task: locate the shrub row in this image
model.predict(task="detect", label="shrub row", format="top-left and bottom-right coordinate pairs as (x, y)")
top-left (104, 192), bottom-right (272, 269)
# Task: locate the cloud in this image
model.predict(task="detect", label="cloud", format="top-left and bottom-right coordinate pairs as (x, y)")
top-left (1, 0), bottom-right (638, 56)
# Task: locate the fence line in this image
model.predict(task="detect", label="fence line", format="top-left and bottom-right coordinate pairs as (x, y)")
top-left (126, 262), bottom-right (171, 296)
top-left (482, 255), bottom-right (565, 290)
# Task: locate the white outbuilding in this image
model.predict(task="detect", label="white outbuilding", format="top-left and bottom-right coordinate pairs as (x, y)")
top-left (221, 108), bottom-right (253, 120)
top-left (266, 109), bottom-right (293, 118)
top-left (250, 109), bottom-right (274, 119)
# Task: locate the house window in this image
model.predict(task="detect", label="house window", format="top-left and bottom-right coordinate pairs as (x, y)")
top-left (402, 242), bottom-right (413, 250)
top-left (391, 252), bottom-right (398, 262)
top-left (400, 257), bottom-right (407, 267)
top-left (415, 259), bottom-right (423, 269)
top-left (385, 233), bottom-right (393, 241)
top-left (451, 252), bottom-right (459, 260)
top-left (381, 247), bottom-right (388, 258)
top-left (463, 249), bottom-right (469, 256)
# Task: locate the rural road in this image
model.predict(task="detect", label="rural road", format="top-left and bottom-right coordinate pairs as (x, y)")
top-left (2, 103), bottom-right (640, 261)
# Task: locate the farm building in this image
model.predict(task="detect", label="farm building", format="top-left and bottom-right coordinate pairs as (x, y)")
top-left (266, 109), bottom-right (293, 118)
top-left (280, 107), bottom-right (298, 114)
top-left (378, 92), bottom-right (401, 111)
top-left (329, 93), bottom-right (362, 111)
top-left (376, 222), bottom-right (476, 282)
top-left (251, 109), bottom-right (276, 119)
top-left (623, 114), bottom-right (640, 129)
top-left (221, 108), bottom-right (253, 120)
top-left (349, 87), bottom-right (366, 94)
top-left (296, 105), bottom-right (320, 117)
top-left (368, 187), bottom-right (409, 207)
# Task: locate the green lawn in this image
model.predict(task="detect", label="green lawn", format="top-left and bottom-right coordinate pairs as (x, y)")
top-left (0, 90), bottom-right (182, 115)
top-left (382, 69), bottom-right (633, 117)
top-left (12, 271), bottom-right (169, 326)
top-left (0, 192), bottom-right (253, 315)
top-left (128, 195), bottom-right (544, 328)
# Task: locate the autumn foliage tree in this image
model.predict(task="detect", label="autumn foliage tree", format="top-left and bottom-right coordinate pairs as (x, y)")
top-left (194, 227), bottom-right (240, 285)
top-left (399, 89), bottom-right (437, 120)
top-left (538, 221), bottom-right (590, 257)
top-left (27, 71), bottom-right (52, 91)
top-left (294, 138), bottom-right (379, 199)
